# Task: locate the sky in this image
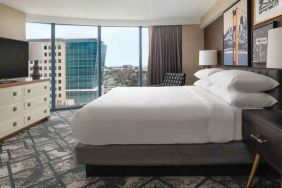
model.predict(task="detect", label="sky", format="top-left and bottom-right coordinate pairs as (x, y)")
top-left (26, 23), bottom-right (148, 67)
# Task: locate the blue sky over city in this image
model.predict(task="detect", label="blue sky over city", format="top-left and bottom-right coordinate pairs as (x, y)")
top-left (26, 23), bottom-right (148, 67)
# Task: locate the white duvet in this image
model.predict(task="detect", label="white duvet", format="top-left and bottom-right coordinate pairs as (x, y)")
top-left (72, 86), bottom-right (242, 145)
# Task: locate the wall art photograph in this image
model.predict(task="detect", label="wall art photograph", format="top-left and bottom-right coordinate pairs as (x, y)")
top-left (254, 0), bottom-right (282, 25)
top-left (253, 22), bottom-right (276, 64)
top-left (224, 0), bottom-right (249, 66)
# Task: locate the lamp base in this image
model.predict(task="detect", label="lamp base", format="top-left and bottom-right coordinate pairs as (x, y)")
top-left (32, 60), bottom-right (41, 80)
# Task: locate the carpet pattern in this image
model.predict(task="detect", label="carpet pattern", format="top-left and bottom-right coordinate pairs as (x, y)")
top-left (0, 110), bottom-right (280, 188)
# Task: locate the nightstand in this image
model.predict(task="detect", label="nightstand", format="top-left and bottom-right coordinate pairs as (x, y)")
top-left (242, 109), bottom-right (282, 188)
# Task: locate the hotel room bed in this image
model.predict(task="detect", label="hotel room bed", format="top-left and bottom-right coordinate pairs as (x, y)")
top-left (72, 68), bottom-right (282, 176)
top-left (72, 86), bottom-right (242, 145)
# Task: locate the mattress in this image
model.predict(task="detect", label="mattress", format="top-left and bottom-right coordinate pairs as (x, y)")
top-left (72, 86), bottom-right (242, 145)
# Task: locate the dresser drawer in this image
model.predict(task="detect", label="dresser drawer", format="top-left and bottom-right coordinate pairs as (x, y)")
top-left (0, 86), bottom-right (21, 104)
top-left (243, 119), bottom-right (282, 171)
top-left (0, 102), bottom-right (22, 120)
top-left (23, 82), bottom-right (49, 98)
top-left (0, 117), bottom-right (24, 137)
top-left (24, 108), bottom-right (50, 125)
top-left (24, 94), bottom-right (50, 112)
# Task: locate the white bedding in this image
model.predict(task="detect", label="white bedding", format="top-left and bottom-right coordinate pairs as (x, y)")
top-left (72, 86), bottom-right (242, 145)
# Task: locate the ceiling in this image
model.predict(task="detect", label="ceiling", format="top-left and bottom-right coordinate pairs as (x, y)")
top-left (0, 0), bottom-right (219, 25)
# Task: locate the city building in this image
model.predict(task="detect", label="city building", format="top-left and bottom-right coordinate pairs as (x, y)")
top-left (65, 39), bottom-right (107, 106)
top-left (28, 39), bottom-right (107, 107)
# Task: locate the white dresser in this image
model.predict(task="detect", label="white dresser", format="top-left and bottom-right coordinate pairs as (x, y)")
top-left (0, 79), bottom-right (50, 141)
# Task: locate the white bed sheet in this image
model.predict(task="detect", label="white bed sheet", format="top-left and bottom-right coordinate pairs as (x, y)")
top-left (72, 86), bottom-right (242, 145)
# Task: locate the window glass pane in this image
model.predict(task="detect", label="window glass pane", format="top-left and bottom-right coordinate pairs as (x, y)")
top-left (142, 27), bottom-right (149, 86)
top-left (26, 23), bottom-right (53, 106)
top-left (101, 27), bottom-right (139, 94)
top-left (55, 25), bottom-right (98, 108)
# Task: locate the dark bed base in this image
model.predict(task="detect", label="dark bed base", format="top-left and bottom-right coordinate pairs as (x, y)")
top-left (85, 164), bottom-right (278, 177)
top-left (75, 142), bottom-right (257, 177)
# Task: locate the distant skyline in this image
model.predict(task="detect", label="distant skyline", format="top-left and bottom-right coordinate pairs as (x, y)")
top-left (26, 23), bottom-right (148, 67)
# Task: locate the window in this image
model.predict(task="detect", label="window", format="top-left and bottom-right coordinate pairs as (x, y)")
top-left (101, 27), bottom-right (139, 94)
top-left (27, 23), bottom-right (147, 111)
top-left (26, 23), bottom-right (53, 106)
top-left (142, 28), bottom-right (149, 86)
top-left (55, 24), bottom-right (98, 108)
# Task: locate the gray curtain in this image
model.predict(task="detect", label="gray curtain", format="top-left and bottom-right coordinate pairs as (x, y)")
top-left (147, 25), bottom-right (182, 85)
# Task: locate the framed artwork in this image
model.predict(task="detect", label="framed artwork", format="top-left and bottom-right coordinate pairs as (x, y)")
top-left (254, 0), bottom-right (282, 25)
top-left (223, 0), bottom-right (251, 66)
top-left (252, 22), bottom-right (277, 64)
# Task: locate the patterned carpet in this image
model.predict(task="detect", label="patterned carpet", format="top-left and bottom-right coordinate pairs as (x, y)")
top-left (0, 110), bottom-right (280, 188)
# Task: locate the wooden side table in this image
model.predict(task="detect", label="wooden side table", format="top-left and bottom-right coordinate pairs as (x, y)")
top-left (242, 109), bottom-right (282, 187)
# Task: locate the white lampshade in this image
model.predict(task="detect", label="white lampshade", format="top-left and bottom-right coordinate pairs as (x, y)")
top-left (199, 50), bottom-right (218, 66)
top-left (29, 42), bottom-right (44, 61)
top-left (267, 27), bottom-right (282, 68)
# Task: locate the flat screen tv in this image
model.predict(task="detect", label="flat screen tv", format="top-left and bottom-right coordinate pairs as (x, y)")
top-left (0, 37), bottom-right (29, 79)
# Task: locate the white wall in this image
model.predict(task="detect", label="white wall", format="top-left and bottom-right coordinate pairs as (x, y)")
top-left (0, 4), bottom-right (26, 41)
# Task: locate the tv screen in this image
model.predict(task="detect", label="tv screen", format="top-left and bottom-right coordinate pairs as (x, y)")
top-left (0, 37), bottom-right (29, 79)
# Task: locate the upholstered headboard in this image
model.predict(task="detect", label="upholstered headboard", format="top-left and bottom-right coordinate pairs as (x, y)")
top-left (223, 67), bottom-right (282, 110)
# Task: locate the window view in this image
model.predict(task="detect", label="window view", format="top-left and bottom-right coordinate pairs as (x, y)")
top-left (26, 23), bottom-right (148, 109)
top-left (142, 27), bottom-right (149, 86)
top-left (26, 23), bottom-right (53, 105)
top-left (55, 25), bottom-right (102, 108)
top-left (101, 27), bottom-right (140, 93)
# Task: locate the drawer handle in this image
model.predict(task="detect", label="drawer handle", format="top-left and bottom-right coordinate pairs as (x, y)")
top-left (13, 92), bottom-right (17, 96)
top-left (28, 89), bottom-right (31, 93)
top-left (250, 133), bottom-right (267, 144)
top-left (13, 107), bottom-right (17, 112)
top-left (27, 116), bottom-right (31, 121)
top-left (13, 122), bottom-right (17, 127)
top-left (27, 103), bottom-right (31, 107)
top-left (44, 98), bottom-right (47, 101)
top-left (44, 109), bottom-right (47, 113)
top-left (44, 86), bottom-right (47, 89)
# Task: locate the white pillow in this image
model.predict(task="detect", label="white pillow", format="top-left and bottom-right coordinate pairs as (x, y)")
top-left (193, 80), bottom-right (212, 90)
top-left (194, 68), bottom-right (224, 80)
top-left (208, 70), bottom-right (279, 92)
top-left (208, 85), bottom-right (278, 109)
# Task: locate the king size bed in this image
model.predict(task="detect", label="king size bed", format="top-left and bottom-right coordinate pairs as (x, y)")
top-left (72, 68), bottom-right (282, 176)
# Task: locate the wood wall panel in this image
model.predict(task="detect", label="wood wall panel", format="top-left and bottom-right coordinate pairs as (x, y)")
top-left (204, 16), bottom-right (224, 66)
top-left (204, 0), bottom-right (282, 68)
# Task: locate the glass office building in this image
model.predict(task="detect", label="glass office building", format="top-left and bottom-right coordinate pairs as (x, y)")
top-left (65, 39), bottom-right (106, 106)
